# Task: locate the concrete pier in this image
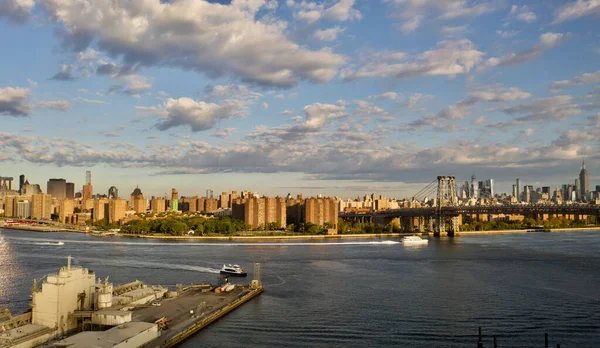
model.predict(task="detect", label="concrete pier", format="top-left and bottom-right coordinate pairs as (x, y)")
top-left (138, 285), bottom-right (264, 348)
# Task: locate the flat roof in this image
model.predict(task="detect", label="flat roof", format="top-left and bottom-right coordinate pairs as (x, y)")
top-left (54, 322), bottom-right (157, 348)
top-left (0, 324), bottom-right (48, 341)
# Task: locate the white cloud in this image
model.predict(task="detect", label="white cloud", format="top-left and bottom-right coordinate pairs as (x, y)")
top-left (440, 25), bottom-right (468, 37)
top-left (401, 86), bottom-right (531, 131)
top-left (313, 26), bottom-right (346, 42)
top-left (36, 100), bottom-right (70, 111)
top-left (261, 102), bottom-right (269, 110)
top-left (474, 116), bottom-right (487, 124)
top-left (266, 0), bottom-right (278, 10)
top-left (369, 92), bottom-right (399, 100)
top-left (354, 100), bottom-right (387, 116)
top-left (466, 86), bottom-right (532, 102)
top-left (490, 95), bottom-right (581, 129)
top-left (0, 0), bottom-right (35, 23)
top-left (207, 84), bottom-right (262, 100)
top-left (294, 0), bottom-right (362, 24)
top-left (399, 15), bottom-right (422, 33)
top-left (275, 94), bottom-right (285, 99)
top-left (211, 128), bottom-right (237, 138)
top-left (280, 109), bottom-right (294, 115)
top-left (76, 97), bottom-right (108, 104)
top-left (0, 87), bottom-right (30, 116)
top-left (41, 0), bottom-right (345, 88)
top-left (121, 75), bottom-right (152, 97)
top-left (480, 33), bottom-right (567, 70)
top-left (300, 102), bottom-right (347, 130)
top-left (342, 39), bottom-right (484, 81)
top-left (496, 30), bottom-right (519, 39)
top-left (554, 0), bottom-right (600, 23)
top-left (549, 70), bottom-right (600, 91)
top-left (378, 116), bottom-right (396, 123)
top-left (27, 79), bottom-right (38, 87)
top-left (50, 64), bottom-right (76, 81)
top-left (137, 97), bottom-right (249, 132)
top-left (510, 5), bottom-right (536, 23)
top-left (407, 93), bottom-right (433, 109)
top-left (386, 0), bottom-right (496, 32)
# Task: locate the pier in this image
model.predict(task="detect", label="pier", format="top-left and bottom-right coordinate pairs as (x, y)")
top-left (0, 258), bottom-right (263, 348)
top-left (138, 285), bottom-right (264, 348)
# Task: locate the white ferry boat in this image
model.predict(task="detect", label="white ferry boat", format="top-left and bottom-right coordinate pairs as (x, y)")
top-left (220, 264), bottom-right (247, 277)
top-left (401, 235), bottom-right (429, 245)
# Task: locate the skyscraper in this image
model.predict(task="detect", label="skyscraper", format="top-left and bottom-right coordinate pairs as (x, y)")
top-left (171, 188), bottom-right (179, 211)
top-left (19, 174), bottom-right (25, 194)
top-left (66, 182), bottom-right (75, 199)
top-left (47, 178), bottom-right (67, 200)
top-left (524, 185), bottom-right (531, 203)
top-left (512, 184), bottom-right (518, 199)
top-left (471, 174), bottom-right (479, 200)
top-left (206, 189), bottom-right (214, 199)
top-left (83, 183), bottom-right (93, 201)
top-left (83, 170), bottom-right (93, 201)
top-left (580, 160), bottom-right (589, 201)
top-left (516, 178), bottom-right (521, 202)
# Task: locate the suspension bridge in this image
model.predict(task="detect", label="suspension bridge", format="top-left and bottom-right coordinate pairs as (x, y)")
top-left (339, 176), bottom-right (600, 237)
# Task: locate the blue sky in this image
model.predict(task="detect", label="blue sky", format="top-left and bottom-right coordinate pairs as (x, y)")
top-left (0, 0), bottom-right (599, 199)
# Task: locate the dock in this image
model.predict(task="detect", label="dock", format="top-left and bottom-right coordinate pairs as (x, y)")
top-left (0, 258), bottom-right (263, 348)
top-left (137, 285), bottom-right (263, 348)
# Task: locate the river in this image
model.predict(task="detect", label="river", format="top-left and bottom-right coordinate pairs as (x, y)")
top-left (0, 229), bottom-right (599, 347)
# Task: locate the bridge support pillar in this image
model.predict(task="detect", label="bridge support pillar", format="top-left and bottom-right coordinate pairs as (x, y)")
top-left (418, 216), bottom-right (425, 232)
top-left (434, 216), bottom-right (447, 237)
top-left (448, 216), bottom-right (460, 237)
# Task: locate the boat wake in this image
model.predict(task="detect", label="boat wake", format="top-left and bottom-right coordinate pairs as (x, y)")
top-left (63, 256), bottom-right (221, 274)
top-left (27, 241), bottom-right (64, 246)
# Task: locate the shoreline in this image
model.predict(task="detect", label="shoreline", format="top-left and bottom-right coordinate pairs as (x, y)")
top-left (117, 232), bottom-right (406, 241)
top-left (2, 226), bottom-right (599, 240)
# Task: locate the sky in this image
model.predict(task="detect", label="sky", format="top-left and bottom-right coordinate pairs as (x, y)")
top-left (0, 0), bottom-right (599, 199)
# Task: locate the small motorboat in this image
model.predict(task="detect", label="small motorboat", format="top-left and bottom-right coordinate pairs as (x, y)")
top-left (220, 264), bottom-right (247, 277)
top-left (401, 235), bottom-right (428, 245)
top-left (56, 241), bottom-right (64, 246)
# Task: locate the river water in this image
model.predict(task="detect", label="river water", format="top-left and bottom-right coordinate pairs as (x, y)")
top-left (0, 229), bottom-right (599, 347)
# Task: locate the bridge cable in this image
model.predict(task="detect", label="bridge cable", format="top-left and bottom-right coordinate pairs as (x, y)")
top-left (410, 179), bottom-right (437, 200)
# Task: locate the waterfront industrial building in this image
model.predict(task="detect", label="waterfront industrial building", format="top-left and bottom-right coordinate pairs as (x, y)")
top-left (0, 257), bottom-right (263, 348)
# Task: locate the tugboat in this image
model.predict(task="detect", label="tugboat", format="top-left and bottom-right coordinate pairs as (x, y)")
top-left (220, 264), bottom-right (247, 277)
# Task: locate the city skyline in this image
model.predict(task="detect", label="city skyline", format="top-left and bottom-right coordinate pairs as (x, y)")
top-left (0, 1), bottom-right (599, 197)
top-left (0, 163), bottom-right (596, 201)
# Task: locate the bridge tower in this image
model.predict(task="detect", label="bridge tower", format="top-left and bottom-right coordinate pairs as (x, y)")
top-left (435, 176), bottom-right (459, 237)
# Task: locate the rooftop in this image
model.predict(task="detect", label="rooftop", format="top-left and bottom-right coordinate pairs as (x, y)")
top-left (52, 322), bottom-right (157, 348)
